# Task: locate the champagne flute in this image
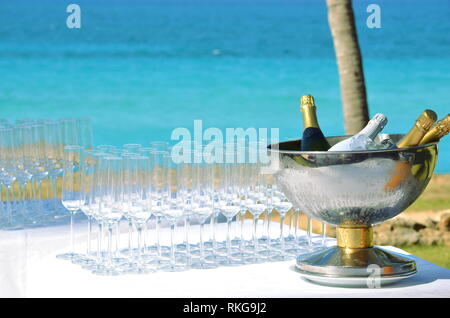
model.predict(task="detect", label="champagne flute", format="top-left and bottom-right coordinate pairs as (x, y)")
top-left (119, 153), bottom-right (139, 263)
top-left (149, 150), bottom-right (171, 264)
top-left (285, 209), bottom-right (307, 256)
top-left (270, 186), bottom-right (294, 261)
top-left (56, 145), bottom-right (84, 260)
top-left (190, 151), bottom-right (217, 269)
top-left (173, 140), bottom-right (197, 264)
top-left (123, 155), bottom-right (156, 274)
top-left (160, 152), bottom-right (187, 272)
top-left (92, 155), bottom-right (124, 276)
top-left (73, 150), bottom-right (101, 266)
top-left (216, 156), bottom-right (241, 266)
top-left (245, 147), bottom-right (269, 263)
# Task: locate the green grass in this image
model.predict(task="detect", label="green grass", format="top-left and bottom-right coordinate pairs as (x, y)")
top-left (400, 245), bottom-right (450, 269)
top-left (406, 197), bottom-right (450, 212)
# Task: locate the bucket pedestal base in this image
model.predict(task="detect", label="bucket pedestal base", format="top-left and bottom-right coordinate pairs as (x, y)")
top-left (295, 246), bottom-right (417, 287)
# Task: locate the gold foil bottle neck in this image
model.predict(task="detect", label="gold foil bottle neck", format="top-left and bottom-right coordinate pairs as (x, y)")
top-left (415, 109), bottom-right (437, 132)
top-left (300, 94), bottom-right (316, 111)
top-left (397, 109), bottom-right (437, 148)
top-left (433, 114), bottom-right (450, 137)
top-left (300, 95), bottom-right (319, 128)
top-left (419, 114), bottom-right (450, 144)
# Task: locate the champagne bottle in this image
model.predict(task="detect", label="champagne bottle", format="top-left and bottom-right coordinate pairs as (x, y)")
top-left (300, 95), bottom-right (330, 151)
top-left (396, 109), bottom-right (437, 148)
top-left (385, 109), bottom-right (437, 191)
top-left (328, 113), bottom-right (387, 151)
top-left (419, 114), bottom-right (450, 145)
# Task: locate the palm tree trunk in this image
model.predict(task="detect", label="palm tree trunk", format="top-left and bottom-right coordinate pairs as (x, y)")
top-left (326, 0), bottom-right (369, 134)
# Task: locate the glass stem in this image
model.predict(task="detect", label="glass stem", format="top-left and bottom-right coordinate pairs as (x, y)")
top-left (156, 215), bottom-right (162, 258)
top-left (307, 216), bottom-right (312, 247)
top-left (211, 210), bottom-right (217, 252)
top-left (143, 221), bottom-right (148, 253)
top-left (19, 183), bottom-right (26, 217)
top-left (5, 185), bottom-right (11, 224)
top-left (43, 177), bottom-right (49, 208)
top-left (137, 223), bottom-right (143, 265)
top-left (185, 214), bottom-right (190, 265)
top-left (266, 209), bottom-right (271, 250)
top-left (11, 186), bottom-right (16, 216)
top-left (239, 211), bottom-right (245, 252)
top-left (288, 209), bottom-right (293, 239)
top-left (280, 213), bottom-right (285, 252)
top-left (37, 179), bottom-right (43, 214)
top-left (22, 183), bottom-right (29, 217)
top-left (128, 218), bottom-right (133, 259)
top-left (200, 220), bottom-right (205, 262)
top-left (70, 210), bottom-right (75, 254)
top-left (226, 217), bottom-right (232, 260)
top-left (97, 221), bottom-right (103, 263)
top-left (294, 209), bottom-right (299, 244)
top-left (322, 223), bottom-right (327, 246)
top-left (253, 215), bottom-right (258, 254)
top-left (87, 216), bottom-right (92, 256)
top-left (29, 180), bottom-right (37, 219)
top-left (51, 176), bottom-right (58, 213)
top-left (14, 184), bottom-right (22, 220)
top-left (107, 223), bottom-right (113, 268)
top-left (170, 222), bottom-right (176, 267)
top-left (115, 221), bottom-right (121, 257)
top-left (261, 210), bottom-right (267, 241)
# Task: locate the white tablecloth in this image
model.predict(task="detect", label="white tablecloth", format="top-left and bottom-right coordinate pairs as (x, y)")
top-left (1, 219), bottom-right (449, 298)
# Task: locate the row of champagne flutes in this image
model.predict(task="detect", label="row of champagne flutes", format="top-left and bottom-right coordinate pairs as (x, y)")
top-left (0, 118), bottom-right (93, 229)
top-left (58, 141), bottom-right (328, 275)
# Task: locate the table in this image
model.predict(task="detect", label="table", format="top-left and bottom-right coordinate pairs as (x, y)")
top-left (1, 219), bottom-right (449, 298)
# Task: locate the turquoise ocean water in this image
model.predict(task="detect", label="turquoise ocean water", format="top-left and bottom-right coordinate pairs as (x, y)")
top-left (0, 0), bottom-right (449, 172)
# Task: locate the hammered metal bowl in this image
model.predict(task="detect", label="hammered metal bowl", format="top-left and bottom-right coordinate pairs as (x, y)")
top-left (268, 134), bottom-right (438, 227)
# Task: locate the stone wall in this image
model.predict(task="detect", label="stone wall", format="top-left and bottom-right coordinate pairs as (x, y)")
top-left (280, 210), bottom-right (450, 247)
top-left (373, 212), bottom-right (450, 246)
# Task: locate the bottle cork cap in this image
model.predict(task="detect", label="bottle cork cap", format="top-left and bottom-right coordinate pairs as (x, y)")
top-left (371, 113), bottom-right (388, 129)
top-left (415, 109), bottom-right (437, 132)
